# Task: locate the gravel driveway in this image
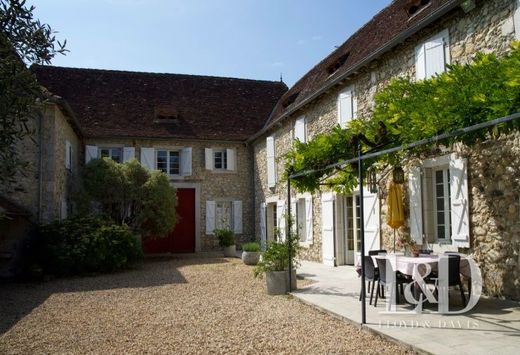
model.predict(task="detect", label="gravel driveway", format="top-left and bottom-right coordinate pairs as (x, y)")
top-left (0, 256), bottom-right (412, 354)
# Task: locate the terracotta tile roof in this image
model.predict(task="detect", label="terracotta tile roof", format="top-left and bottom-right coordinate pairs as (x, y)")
top-left (261, 0), bottom-right (460, 132)
top-left (33, 66), bottom-right (288, 141)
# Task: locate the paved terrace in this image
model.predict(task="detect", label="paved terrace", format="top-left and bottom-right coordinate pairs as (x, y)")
top-left (293, 261), bottom-right (520, 355)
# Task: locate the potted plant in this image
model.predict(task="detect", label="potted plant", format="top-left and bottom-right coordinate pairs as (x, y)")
top-left (241, 242), bottom-right (261, 265)
top-left (253, 226), bottom-right (300, 295)
top-left (214, 228), bottom-right (235, 257)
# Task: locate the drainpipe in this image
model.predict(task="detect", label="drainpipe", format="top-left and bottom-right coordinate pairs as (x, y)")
top-left (37, 110), bottom-right (44, 223)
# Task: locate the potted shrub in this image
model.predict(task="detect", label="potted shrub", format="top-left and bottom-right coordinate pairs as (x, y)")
top-left (253, 227), bottom-right (300, 295)
top-left (241, 242), bottom-right (261, 265)
top-left (215, 228), bottom-right (236, 257)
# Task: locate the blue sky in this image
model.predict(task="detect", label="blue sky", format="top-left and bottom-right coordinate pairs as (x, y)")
top-left (31, 0), bottom-right (391, 87)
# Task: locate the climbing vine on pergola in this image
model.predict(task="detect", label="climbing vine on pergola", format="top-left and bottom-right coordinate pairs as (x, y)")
top-left (283, 43), bottom-right (520, 194)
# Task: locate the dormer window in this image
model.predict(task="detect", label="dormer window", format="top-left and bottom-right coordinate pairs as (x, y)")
top-left (326, 52), bottom-right (350, 75)
top-left (282, 92), bottom-right (300, 108)
top-left (154, 105), bottom-right (180, 123)
top-left (407, 0), bottom-right (431, 17)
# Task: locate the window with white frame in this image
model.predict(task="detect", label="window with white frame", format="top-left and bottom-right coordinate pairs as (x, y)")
top-left (206, 200), bottom-right (243, 234)
top-left (213, 150), bottom-right (228, 170)
top-left (337, 86), bottom-right (356, 128)
top-left (408, 154), bottom-right (469, 248)
top-left (294, 196), bottom-right (313, 243)
top-left (415, 29), bottom-right (450, 80)
top-left (100, 147), bottom-right (122, 163)
top-left (65, 140), bottom-right (72, 172)
top-left (156, 150), bottom-right (180, 175)
top-left (205, 148), bottom-right (235, 171)
top-left (294, 116), bottom-right (306, 143)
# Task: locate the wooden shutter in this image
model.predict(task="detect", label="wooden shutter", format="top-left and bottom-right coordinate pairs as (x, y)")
top-left (233, 200), bottom-right (243, 234)
top-left (450, 157), bottom-right (470, 248)
top-left (415, 44), bottom-right (426, 80)
top-left (260, 202), bottom-right (267, 249)
top-left (338, 89), bottom-right (353, 127)
top-left (65, 140), bottom-right (71, 170)
top-left (266, 136), bottom-right (276, 188)
top-left (123, 147), bottom-right (135, 162)
top-left (180, 147), bottom-right (192, 176)
top-left (294, 116), bottom-right (306, 142)
top-left (85, 145), bottom-right (98, 164)
top-left (321, 192), bottom-right (335, 266)
top-left (515, 0), bottom-right (520, 40)
top-left (408, 167), bottom-right (423, 244)
top-left (206, 200), bottom-right (216, 235)
top-left (276, 200), bottom-right (285, 241)
top-left (226, 148), bottom-right (235, 171)
top-left (305, 195), bottom-right (313, 243)
top-left (205, 148), bottom-right (213, 170)
top-left (425, 34), bottom-right (446, 78)
top-left (290, 201), bottom-right (297, 235)
top-left (363, 189), bottom-right (380, 253)
top-left (140, 148), bottom-right (155, 170)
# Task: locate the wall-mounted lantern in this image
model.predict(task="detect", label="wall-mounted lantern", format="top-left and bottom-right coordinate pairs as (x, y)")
top-left (392, 166), bottom-right (405, 184)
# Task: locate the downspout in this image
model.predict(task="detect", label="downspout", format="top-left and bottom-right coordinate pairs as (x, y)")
top-left (246, 141), bottom-right (257, 241)
top-left (37, 110), bottom-right (44, 223)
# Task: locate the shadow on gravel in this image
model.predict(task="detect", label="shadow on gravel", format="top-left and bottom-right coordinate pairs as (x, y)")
top-left (0, 255), bottom-right (229, 335)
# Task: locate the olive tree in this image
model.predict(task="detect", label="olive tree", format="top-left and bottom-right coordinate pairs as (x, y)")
top-left (0, 0), bottom-right (67, 186)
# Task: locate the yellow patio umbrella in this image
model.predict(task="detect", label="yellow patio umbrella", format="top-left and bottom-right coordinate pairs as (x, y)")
top-left (387, 181), bottom-right (405, 252)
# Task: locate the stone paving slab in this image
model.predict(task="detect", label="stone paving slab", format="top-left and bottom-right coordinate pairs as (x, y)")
top-left (292, 261), bottom-right (520, 355)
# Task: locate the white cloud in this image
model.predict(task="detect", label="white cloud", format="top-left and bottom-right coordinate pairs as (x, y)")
top-left (311, 35), bottom-right (323, 41)
top-left (271, 61), bottom-right (284, 67)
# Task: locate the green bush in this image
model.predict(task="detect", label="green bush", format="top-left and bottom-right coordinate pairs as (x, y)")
top-left (214, 228), bottom-right (235, 247)
top-left (242, 242), bottom-right (261, 252)
top-left (38, 217), bottom-right (142, 276)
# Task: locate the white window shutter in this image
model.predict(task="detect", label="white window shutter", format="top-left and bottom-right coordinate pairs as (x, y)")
top-left (266, 136), bottom-right (276, 188)
top-left (415, 44), bottom-right (426, 80)
top-left (338, 90), bottom-right (353, 127)
top-left (205, 148), bottom-right (213, 170)
top-left (206, 200), bottom-right (216, 235)
top-left (180, 147), bottom-right (192, 176)
top-left (65, 140), bottom-right (71, 170)
top-left (294, 117), bottom-right (306, 142)
top-left (226, 148), bottom-right (235, 171)
top-left (260, 202), bottom-right (267, 249)
top-left (450, 157), bottom-right (470, 248)
top-left (290, 201), bottom-right (297, 234)
top-left (515, 0), bottom-right (520, 40)
top-left (140, 147), bottom-right (155, 170)
top-left (321, 193), bottom-right (335, 266)
top-left (305, 196), bottom-right (313, 243)
top-left (408, 167), bottom-right (423, 244)
top-left (425, 35), bottom-right (446, 78)
top-left (233, 200), bottom-right (243, 234)
top-left (363, 189), bottom-right (380, 252)
top-left (123, 147), bottom-right (135, 162)
top-left (276, 200), bottom-right (285, 241)
top-left (85, 145), bottom-right (98, 164)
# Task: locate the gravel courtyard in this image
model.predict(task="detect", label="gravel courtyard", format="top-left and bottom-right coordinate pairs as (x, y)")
top-left (0, 256), bottom-right (412, 354)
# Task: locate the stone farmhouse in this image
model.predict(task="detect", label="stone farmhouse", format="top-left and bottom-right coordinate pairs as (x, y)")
top-left (1, 0), bottom-right (519, 299)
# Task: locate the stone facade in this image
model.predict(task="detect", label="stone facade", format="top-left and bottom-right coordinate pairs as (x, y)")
top-left (252, 0), bottom-right (519, 299)
top-left (85, 137), bottom-right (254, 251)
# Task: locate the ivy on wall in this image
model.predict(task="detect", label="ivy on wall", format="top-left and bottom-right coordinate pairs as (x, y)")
top-left (283, 42), bottom-right (520, 194)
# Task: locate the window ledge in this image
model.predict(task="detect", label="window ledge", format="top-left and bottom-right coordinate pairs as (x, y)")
top-left (299, 241), bottom-right (313, 248)
top-left (211, 169), bottom-right (236, 174)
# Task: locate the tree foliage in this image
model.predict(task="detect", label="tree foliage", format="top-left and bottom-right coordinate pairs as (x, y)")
top-left (80, 158), bottom-right (177, 238)
top-left (0, 0), bottom-right (66, 185)
top-left (284, 43), bottom-right (520, 193)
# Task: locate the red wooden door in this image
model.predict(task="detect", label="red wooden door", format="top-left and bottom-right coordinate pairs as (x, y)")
top-left (142, 188), bottom-right (196, 254)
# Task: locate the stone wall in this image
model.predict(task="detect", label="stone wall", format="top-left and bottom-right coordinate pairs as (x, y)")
top-left (85, 138), bottom-right (254, 251)
top-left (252, 0), bottom-right (518, 280)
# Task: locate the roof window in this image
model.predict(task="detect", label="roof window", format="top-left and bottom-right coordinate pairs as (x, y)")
top-left (407, 0), bottom-right (431, 16)
top-left (282, 91), bottom-right (300, 108)
top-left (326, 52), bottom-right (350, 75)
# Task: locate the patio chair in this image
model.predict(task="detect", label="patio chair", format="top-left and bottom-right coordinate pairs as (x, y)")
top-left (359, 256), bottom-right (378, 305)
top-left (374, 257), bottom-right (407, 307)
top-left (427, 254), bottom-right (467, 307)
top-left (368, 249), bottom-right (387, 256)
top-left (444, 252), bottom-right (471, 299)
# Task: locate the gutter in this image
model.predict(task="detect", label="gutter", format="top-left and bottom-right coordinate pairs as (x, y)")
top-left (247, 0), bottom-right (462, 144)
